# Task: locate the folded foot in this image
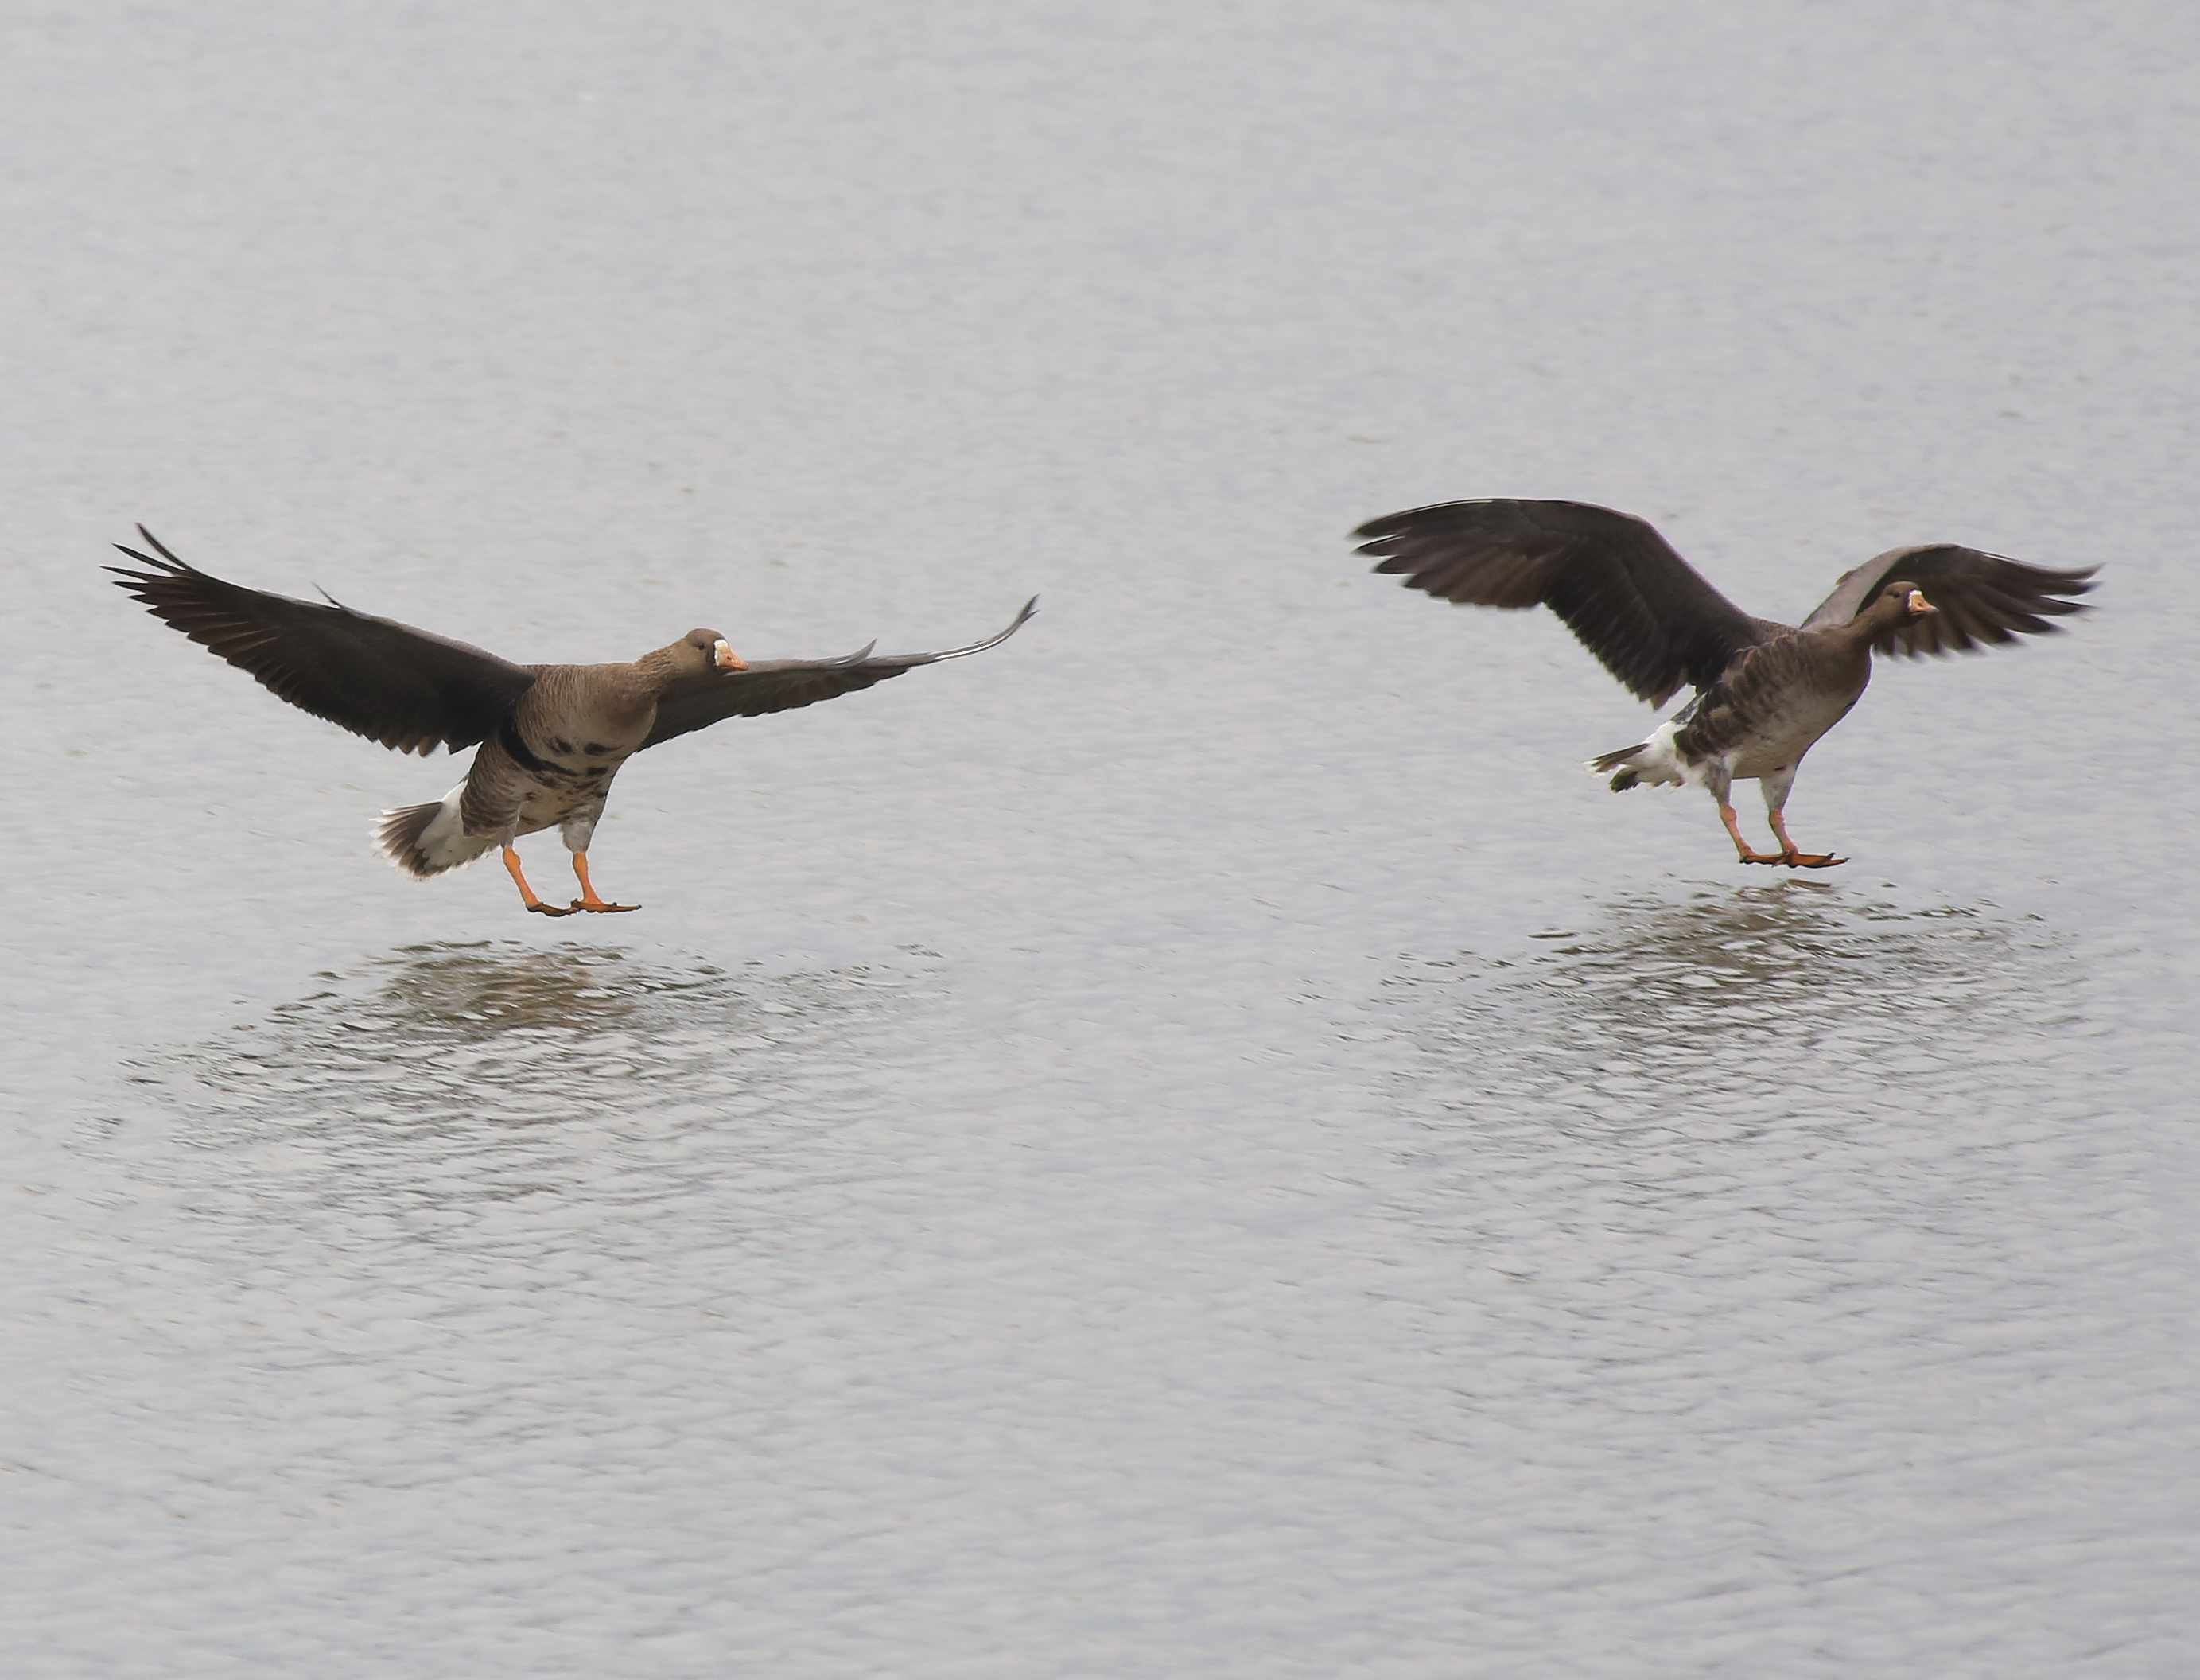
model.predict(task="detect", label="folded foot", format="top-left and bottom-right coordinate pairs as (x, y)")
top-left (526, 899), bottom-right (577, 916)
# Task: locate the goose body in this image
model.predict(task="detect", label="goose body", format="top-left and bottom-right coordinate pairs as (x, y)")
top-left (375, 663), bottom-right (667, 881)
top-left (111, 528), bottom-right (1036, 916)
top-left (1356, 498), bottom-right (2094, 866)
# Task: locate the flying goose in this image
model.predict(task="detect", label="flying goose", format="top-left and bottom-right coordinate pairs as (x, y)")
top-left (1355, 498), bottom-right (2094, 866)
top-left (111, 528), bottom-right (1036, 915)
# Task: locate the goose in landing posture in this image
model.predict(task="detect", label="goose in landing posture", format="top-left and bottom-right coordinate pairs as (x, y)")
top-left (1355, 499), bottom-right (2093, 867)
top-left (111, 528), bottom-right (1036, 915)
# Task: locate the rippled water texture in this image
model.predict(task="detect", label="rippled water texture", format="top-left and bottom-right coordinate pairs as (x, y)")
top-left (6, 2), bottom-right (2198, 1674)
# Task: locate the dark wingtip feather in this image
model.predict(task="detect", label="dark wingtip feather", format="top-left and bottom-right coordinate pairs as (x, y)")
top-left (111, 543), bottom-right (177, 574)
top-left (1349, 500), bottom-right (1489, 542)
top-left (134, 525), bottom-right (191, 568)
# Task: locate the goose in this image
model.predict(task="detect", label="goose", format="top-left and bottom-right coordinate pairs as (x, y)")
top-left (1355, 498), bottom-right (2093, 866)
top-left (111, 527), bottom-right (1036, 915)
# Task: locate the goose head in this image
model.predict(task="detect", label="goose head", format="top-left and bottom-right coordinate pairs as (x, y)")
top-left (676, 627), bottom-right (747, 674)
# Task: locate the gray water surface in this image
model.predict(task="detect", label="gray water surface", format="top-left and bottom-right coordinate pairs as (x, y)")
top-left (5, 2), bottom-right (2198, 1674)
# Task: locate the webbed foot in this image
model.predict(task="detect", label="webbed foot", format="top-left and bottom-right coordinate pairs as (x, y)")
top-left (1778, 850), bottom-right (1845, 869)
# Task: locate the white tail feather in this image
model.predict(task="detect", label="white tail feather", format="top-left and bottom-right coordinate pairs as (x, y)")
top-left (1629, 718), bottom-right (1693, 788)
top-left (374, 783), bottom-right (496, 879)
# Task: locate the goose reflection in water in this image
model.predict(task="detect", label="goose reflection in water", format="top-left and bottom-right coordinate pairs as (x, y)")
top-left (1387, 882), bottom-right (2074, 1129)
top-left (145, 942), bottom-right (928, 1138)
top-left (279, 942), bottom-right (718, 1044)
top-left (108, 944), bottom-right (935, 1285)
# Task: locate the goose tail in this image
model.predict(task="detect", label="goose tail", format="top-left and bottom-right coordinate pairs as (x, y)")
top-left (1588, 742), bottom-right (1647, 792)
top-left (374, 784), bottom-right (497, 879)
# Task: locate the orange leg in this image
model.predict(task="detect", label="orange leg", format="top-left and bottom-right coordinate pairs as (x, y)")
top-left (1767, 811), bottom-right (1845, 869)
top-left (503, 846), bottom-right (573, 916)
top-left (1720, 804), bottom-right (1786, 865)
top-left (569, 852), bottom-right (639, 914)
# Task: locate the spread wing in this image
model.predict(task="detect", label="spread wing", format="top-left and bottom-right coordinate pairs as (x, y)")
top-left (109, 527), bottom-right (538, 755)
top-left (1355, 498), bottom-right (1765, 706)
top-left (1801, 544), bottom-right (2097, 656)
top-left (639, 596), bottom-right (1038, 752)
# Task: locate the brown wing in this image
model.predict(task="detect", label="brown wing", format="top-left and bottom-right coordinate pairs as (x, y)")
top-left (639, 596), bottom-right (1037, 752)
top-left (1800, 544), bottom-right (2097, 656)
top-left (1354, 498), bottom-right (1765, 706)
top-left (109, 527), bottom-right (538, 755)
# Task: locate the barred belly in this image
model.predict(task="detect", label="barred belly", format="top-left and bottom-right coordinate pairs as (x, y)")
top-left (514, 753), bottom-right (624, 841)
